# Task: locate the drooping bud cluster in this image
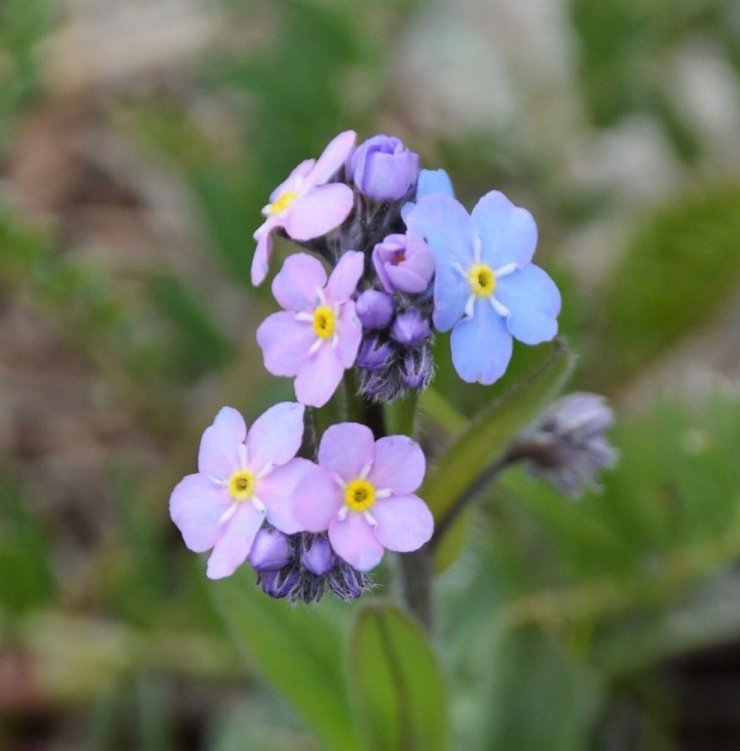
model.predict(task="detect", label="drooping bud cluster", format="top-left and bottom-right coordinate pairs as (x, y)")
top-left (249, 528), bottom-right (372, 603)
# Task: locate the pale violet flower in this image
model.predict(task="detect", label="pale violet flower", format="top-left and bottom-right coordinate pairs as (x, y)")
top-left (251, 130), bottom-right (356, 286)
top-left (256, 251), bottom-right (364, 407)
top-left (406, 191), bottom-right (561, 385)
top-left (169, 404), bottom-right (316, 579)
top-left (347, 135), bottom-right (420, 202)
top-left (290, 423), bottom-right (434, 571)
top-left (372, 232), bottom-right (435, 295)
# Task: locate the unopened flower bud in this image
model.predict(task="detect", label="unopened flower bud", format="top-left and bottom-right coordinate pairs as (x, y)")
top-left (391, 309), bottom-right (432, 347)
top-left (248, 527), bottom-right (293, 572)
top-left (328, 560), bottom-right (372, 600)
top-left (357, 334), bottom-right (396, 371)
top-left (348, 135), bottom-right (420, 202)
top-left (300, 534), bottom-right (336, 576)
top-left (356, 289), bottom-right (394, 330)
top-left (401, 345), bottom-right (434, 390)
top-left (258, 567), bottom-right (301, 599)
top-left (514, 392), bottom-right (618, 498)
top-left (373, 232), bottom-right (435, 294)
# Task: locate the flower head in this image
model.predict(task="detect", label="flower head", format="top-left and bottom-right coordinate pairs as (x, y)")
top-left (347, 135), bottom-right (420, 202)
top-left (291, 423), bottom-right (434, 571)
top-left (257, 251), bottom-right (364, 407)
top-left (405, 191), bottom-right (561, 384)
top-left (169, 404), bottom-right (317, 579)
top-left (372, 232), bottom-right (435, 295)
top-left (251, 130), bottom-right (356, 285)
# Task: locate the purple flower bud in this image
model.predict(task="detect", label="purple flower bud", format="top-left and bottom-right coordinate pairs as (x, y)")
top-left (328, 560), bottom-right (372, 600)
top-left (358, 367), bottom-right (405, 402)
top-left (401, 345), bottom-right (434, 390)
top-left (248, 527), bottom-right (293, 571)
top-left (300, 534), bottom-right (336, 576)
top-left (347, 135), bottom-right (420, 202)
top-left (356, 289), bottom-right (394, 330)
top-left (373, 232), bottom-right (435, 294)
top-left (390, 309), bottom-right (432, 347)
top-left (514, 392), bottom-right (618, 498)
top-left (357, 334), bottom-right (397, 371)
top-left (258, 567), bottom-right (301, 599)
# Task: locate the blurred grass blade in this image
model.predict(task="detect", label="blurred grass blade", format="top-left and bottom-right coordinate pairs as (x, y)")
top-left (423, 340), bottom-right (575, 570)
top-left (212, 571), bottom-right (360, 751)
top-left (349, 602), bottom-right (448, 751)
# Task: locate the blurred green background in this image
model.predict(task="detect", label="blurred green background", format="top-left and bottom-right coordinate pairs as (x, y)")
top-left (1, 0), bottom-right (739, 749)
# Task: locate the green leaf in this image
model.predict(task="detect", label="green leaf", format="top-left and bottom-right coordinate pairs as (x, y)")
top-left (349, 603), bottom-right (447, 751)
top-left (424, 340), bottom-right (575, 570)
top-left (212, 570), bottom-right (360, 751)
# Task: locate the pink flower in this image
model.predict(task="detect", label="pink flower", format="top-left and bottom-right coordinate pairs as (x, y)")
top-left (290, 423), bottom-right (434, 571)
top-left (169, 403), bottom-right (319, 579)
top-left (256, 251), bottom-right (364, 408)
top-left (251, 130), bottom-right (357, 285)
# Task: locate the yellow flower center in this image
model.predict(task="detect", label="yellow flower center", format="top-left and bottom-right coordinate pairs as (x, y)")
top-left (344, 478), bottom-right (376, 512)
top-left (228, 469), bottom-right (255, 500)
top-left (312, 305), bottom-right (336, 339)
top-left (269, 190), bottom-right (298, 216)
top-left (468, 263), bottom-right (496, 297)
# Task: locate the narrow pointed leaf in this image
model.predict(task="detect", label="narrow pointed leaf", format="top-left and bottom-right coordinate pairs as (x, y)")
top-left (349, 603), bottom-right (447, 751)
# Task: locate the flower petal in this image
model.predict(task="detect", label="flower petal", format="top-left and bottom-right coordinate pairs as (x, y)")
top-left (495, 264), bottom-right (561, 345)
top-left (307, 130), bottom-right (356, 185)
top-left (432, 257), bottom-right (470, 332)
top-left (405, 194), bottom-right (476, 265)
top-left (206, 503), bottom-right (265, 579)
top-left (336, 302), bottom-right (362, 368)
top-left (269, 159), bottom-right (315, 203)
top-left (246, 402), bottom-right (304, 470)
top-left (198, 407), bottom-right (247, 479)
top-left (294, 343), bottom-right (345, 408)
top-left (318, 422), bottom-right (375, 482)
top-left (368, 436), bottom-right (426, 494)
top-left (287, 461), bottom-right (343, 533)
top-left (417, 168), bottom-right (455, 199)
top-left (169, 473), bottom-right (231, 552)
top-left (328, 512), bottom-right (384, 571)
top-left (325, 250), bottom-right (364, 304)
top-left (372, 494), bottom-right (434, 552)
top-left (257, 311), bottom-right (316, 377)
top-left (251, 220), bottom-right (277, 286)
top-left (283, 184), bottom-right (354, 241)
top-left (272, 253), bottom-right (327, 312)
top-left (471, 191), bottom-right (538, 269)
top-left (450, 300), bottom-right (513, 384)
top-left (259, 458), bottom-right (326, 534)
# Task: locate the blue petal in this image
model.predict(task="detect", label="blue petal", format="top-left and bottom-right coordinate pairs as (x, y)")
top-left (471, 191), bottom-right (538, 269)
top-left (495, 265), bottom-right (561, 345)
top-left (432, 261), bottom-right (469, 332)
top-left (405, 194), bottom-right (476, 265)
top-left (417, 169), bottom-right (455, 199)
top-left (450, 300), bottom-right (513, 384)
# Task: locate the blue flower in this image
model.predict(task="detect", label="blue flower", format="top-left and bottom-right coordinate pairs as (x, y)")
top-left (401, 168), bottom-right (455, 222)
top-left (405, 191), bottom-right (561, 384)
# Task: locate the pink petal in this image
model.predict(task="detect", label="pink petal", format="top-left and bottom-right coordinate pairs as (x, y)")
top-left (257, 311), bottom-right (316, 377)
top-left (247, 402), bottom-right (305, 471)
top-left (258, 458), bottom-right (319, 534)
top-left (328, 512), bottom-right (384, 571)
top-left (198, 407), bottom-right (247, 479)
top-left (294, 343), bottom-right (345, 408)
top-left (307, 130), bottom-right (356, 185)
top-left (251, 220), bottom-right (278, 286)
top-left (372, 494), bottom-right (434, 552)
top-left (206, 503), bottom-right (265, 579)
top-left (283, 183), bottom-right (354, 241)
top-left (272, 252), bottom-right (327, 312)
top-left (318, 422), bottom-right (375, 482)
top-left (269, 159), bottom-right (315, 203)
top-left (285, 461), bottom-right (342, 533)
top-left (169, 473), bottom-right (231, 553)
top-left (368, 435), bottom-right (426, 494)
top-left (336, 302), bottom-right (362, 368)
top-left (325, 250), bottom-right (364, 304)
